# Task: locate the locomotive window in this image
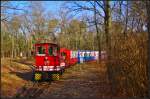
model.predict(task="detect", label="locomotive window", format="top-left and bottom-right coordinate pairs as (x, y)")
top-left (49, 46), bottom-right (58, 56)
top-left (61, 52), bottom-right (66, 56)
top-left (37, 46), bottom-right (45, 54)
top-left (49, 47), bottom-right (53, 56)
top-left (53, 47), bottom-right (58, 56)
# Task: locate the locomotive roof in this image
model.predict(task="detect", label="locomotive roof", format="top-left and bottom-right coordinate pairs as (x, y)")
top-left (35, 43), bottom-right (58, 46)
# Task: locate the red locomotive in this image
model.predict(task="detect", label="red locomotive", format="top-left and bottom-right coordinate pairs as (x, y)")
top-left (33, 43), bottom-right (64, 81)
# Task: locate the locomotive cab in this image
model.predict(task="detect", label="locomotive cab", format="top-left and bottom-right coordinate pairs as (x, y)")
top-left (34, 43), bottom-right (63, 81)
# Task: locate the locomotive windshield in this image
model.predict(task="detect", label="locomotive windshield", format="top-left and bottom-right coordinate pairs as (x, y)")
top-left (49, 46), bottom-right (58, 56)
top-left (49, 47), bottom-right (53, 55)
top-left (37, 46), bottom-right (45, 54)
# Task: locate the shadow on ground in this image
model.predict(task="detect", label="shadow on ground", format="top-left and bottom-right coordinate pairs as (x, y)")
top-left (10, 71), bottom-right (34, 81)
top-left (10, 71), bottom-right (54, 82)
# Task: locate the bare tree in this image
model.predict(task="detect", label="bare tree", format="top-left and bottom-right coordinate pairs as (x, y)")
top-left (146, 1), bottom-right (150, 98)
top-left (65, 1), bottom-right (104, 60)
top-left (123, 1), bottom-right (128, 37)
top-left (94, 1), bottom-right (101, 62)
top-left (103, 0), bottom-right (116, 95)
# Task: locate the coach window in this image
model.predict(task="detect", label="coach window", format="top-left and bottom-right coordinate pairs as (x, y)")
top-left (61, 52), bottom-right (66, 60)
top-left (61, 52), bottom-right (66, 56)
top-left (89, 53), bottom-right (91, 56)
top-left (84, 52), bottom-right (87, 57)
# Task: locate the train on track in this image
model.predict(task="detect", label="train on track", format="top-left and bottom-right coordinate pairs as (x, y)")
top-left (33, 43), bottom-right (107, 81)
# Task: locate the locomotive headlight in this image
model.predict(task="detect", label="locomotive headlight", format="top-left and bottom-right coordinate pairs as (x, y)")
top-left (44, 57), bottom-right (50, 65)
top-left (45, 57), bottom-right (48, 60)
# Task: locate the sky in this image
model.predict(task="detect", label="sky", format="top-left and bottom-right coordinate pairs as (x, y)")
top-left (3, 1), bottom-right (127, 23)
top-left (6, 1), bottom-right (93, 19)
top-left (4, 1), bottom-right (126, 19)
top-left (2, 1), bottom-right (147, 32)
top-left (44, 1), bottom-right (65, 13)
top-left (7, 1), bottom-right (65, 14)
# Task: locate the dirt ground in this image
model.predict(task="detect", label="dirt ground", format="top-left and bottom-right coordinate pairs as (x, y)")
top-left (1, 59), bottom-right (126, 99)
top-left (10, 61), bottom-right (116, 99)
top-left (1, 58), bottom-right (33, 98)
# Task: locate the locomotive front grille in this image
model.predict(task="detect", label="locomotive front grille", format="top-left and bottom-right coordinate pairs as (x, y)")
top-left (36, 66), bottom-right (61, 71)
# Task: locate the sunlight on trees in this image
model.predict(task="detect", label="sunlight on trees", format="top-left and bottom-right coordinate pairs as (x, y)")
top-left (1, 1), bottom-right (149, 97)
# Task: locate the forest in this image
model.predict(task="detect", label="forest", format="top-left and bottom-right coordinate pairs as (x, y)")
top-left (1, 1), bottom-right (150, 98)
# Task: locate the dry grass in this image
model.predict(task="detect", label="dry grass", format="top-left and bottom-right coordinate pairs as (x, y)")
top-left (110, 33), bottom-right (148, 97)
top-left (1, 58), bottom-right (32, 98)
top-left (1, 73), bottom-right (26, 97)
top-left (39, 61), bottom-right (112, 99)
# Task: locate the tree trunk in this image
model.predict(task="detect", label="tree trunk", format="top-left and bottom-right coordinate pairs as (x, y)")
top-left (94, 1), bottom-right (101, 63)
top-left (119, 1), bottom-right (123, 21)
top-left (131, 17), bottom-right (135, 33)
top-left (1, 32), bottom-right (4, 58)
top-left (11, 36), bottom-right (14, 58)
top-left (146, 1), bottom-right (150, 98)
top-left (104, 1), bottom-right (111, 65)
top-left (104, 0), bottom-right (116, 95)
top-left (124, 1), bottom-right (128, 37)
